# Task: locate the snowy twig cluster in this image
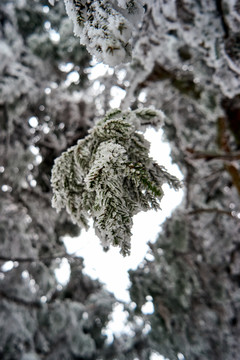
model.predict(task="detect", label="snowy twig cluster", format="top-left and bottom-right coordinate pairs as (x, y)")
top-left (53, 0), bottom-right (144, 65)
top-left (51, 108), bottom-right (181, 256)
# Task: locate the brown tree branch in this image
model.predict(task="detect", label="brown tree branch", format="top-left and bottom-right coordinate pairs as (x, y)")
top-left (0, 289), bottom-right (41, 308)
top-left (0, 253), bottom-right (81, 264)
top-left (188, 207), bottom-right (239, 218)
top-left (186, 148), bottom-right (240, 161)
top-left (225, 163), bottom-right (240, 197)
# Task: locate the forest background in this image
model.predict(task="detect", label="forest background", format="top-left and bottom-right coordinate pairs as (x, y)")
top-left (0, 1), bottom-right (240, 360)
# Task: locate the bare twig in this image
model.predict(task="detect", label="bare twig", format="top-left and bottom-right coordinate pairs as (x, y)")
top-left (0, 252), bottom-right (81, 264)
top-left (186, 148), bottom-right (240, 161)
top-left (0, 290), bottom-right (41, 308)
top-left (188, 207), bottom-right (239, 218)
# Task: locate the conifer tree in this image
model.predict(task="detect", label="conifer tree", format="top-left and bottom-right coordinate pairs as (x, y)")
top-left (1, 1), bottom-right (240, 360)
top-left (124, 1), bottom-right (240, 359)
top-left (0, 1), bottom-right (149, 359)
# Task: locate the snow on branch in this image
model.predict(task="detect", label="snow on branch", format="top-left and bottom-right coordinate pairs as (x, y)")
top-left (62, 0), bottom-right (144, 66)
top-left (51, 108), bottom-right (181, 256)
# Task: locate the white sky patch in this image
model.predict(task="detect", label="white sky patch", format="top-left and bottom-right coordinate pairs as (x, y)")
top-left (103, 303), bottom-right (129, 342)
top-left (30, 179), bottom-right (37, 187)
top-left (1, 184), bottom-right (12, 192)
top-left (28, 116), bottom-right (38, 128)
top-left (144, 127), bottom-right (183, 180)
top-left (109, 86), bottom-right (126, 108)
top-left (55, 258), bottom-right (71, 286)
top-left (42, 124), bottom-right (50, 134)
top-left (116, 68), bottom-right (127, 81)
top-left (29, 145), bottom-right (39, 156)
top-left (44, 21), bottom-right (51, 31)
top-left (138, 90), bottom-right (147, 103)
top-left (41, 295), bottom-right (47, 303)
top-left (44, 87), bottom-right (51, 95)
top-left (141, 300), bottom-right (154, 314)
top-left (50, 81), bottom-right (58, 89)
top-left (63, 227), bottom-right (131, 302)
top-left (1, 261), bottom-right (14, 272)
top-left (88, 63), bottom-right (109, 80)
top-left (178, 353), bottom-right (185, 360)
top-left (34, 154), bottom-right (43, 165)
top-left (59, 62), bottom-right (74, 72)
top-left (65, 71), bottom-right (80, 87)
top-left (92, 80), bottom-right (105, 93)
top-left (88, 61), bottom-right (114, 80)
top-left (42, 5), bottom-right (49, 13)
top-left (21, 270), bottom-right (29, 280)
top-left (151, 353), bottom-right (166, 360)
top-left (49, 29), bottom-right (60, 43)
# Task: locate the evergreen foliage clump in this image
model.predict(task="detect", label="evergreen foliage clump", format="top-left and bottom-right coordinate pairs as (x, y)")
top-left (51, 108), bottom-right (181, 256)
top-left (62, 0), bottom-right (144, 65)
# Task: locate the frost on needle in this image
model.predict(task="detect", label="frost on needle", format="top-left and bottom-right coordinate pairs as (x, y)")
top-left (51, 108), bottom-right (181, 256)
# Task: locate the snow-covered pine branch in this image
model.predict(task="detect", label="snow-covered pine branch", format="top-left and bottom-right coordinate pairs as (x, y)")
top-left (51, 108), bottom-right (181, 256)
top-left (59, 0), bottom-right (144, 66)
